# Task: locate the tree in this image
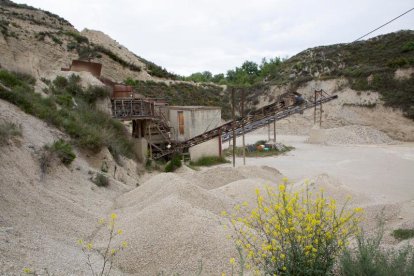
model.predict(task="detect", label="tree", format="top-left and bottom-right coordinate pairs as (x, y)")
top-left (241, 60), bottom-right (259, 76)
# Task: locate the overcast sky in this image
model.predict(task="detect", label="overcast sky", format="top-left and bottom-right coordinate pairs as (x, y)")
top-left (15, 0), bottom-right (414, 75)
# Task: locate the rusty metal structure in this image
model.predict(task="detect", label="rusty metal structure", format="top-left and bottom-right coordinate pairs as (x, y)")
top-left (61, 60), bottom-right (102, 78)
top-left (111, 88), bottom-right (337, 160)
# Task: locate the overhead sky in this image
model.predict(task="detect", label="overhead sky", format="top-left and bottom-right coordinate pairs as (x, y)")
top-left (14, 0), bottom-right (414, 75)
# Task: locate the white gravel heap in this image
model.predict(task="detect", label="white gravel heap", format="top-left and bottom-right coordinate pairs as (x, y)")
top-left (112, 166), bottom-right (284, 275)
top-left (308, 125), bottom-right (394, 145)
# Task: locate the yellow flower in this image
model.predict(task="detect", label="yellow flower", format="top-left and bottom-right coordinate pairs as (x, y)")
top-left (110, 213), bottom-right (117, 220)
top-left (122, 241), bottom-right (128, 248)
top-left (98, 218), bottom-right (105, 225)
top-left (354, 207), bottom-right (363, 213)
top-left (280, 253), bottom-right (286, 260)
top-left (220, 210), bottom-right (228, 217)
top-left (282, 177), bottom-right (288, 183)
top-left (117, 229), bottom-right (123, 235)
top-left (23, 268), bottom-right (32, 274)
top-left (283, 266), bottom-right (287, 271)
top-left (229, 258), bottom-right (236, 265)
top-left (242, 201), bottom-right (249, 207)
top-left (77, 239), bottom-right (84, 245)
top-left (86, 243), bottom-right (93, 250)
top-left (111, 249), bottom-right (117, 255)
top-left (221, 273), bottom-right (226, 276)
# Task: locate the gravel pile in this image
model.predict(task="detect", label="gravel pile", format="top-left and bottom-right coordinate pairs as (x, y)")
top-left (113, 166), bottom-right (283, 275)
top-left (309, 125), bottom-right (394, 145)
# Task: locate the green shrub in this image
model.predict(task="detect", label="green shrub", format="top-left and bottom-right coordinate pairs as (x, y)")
top-left (0, 69), bottom-right (24, 87)
top-left (39, 140), bottom-right (75, 176)
top-left (165, 154), bottom-right (182, 172)
top-left (0, 121), bottom-right (22, 146)
top-left (190, 156), bottom-right (229, 167)
top-left (0, 70), bottom-right (135, 160)
top-left (225, 181), bottom-right (363, 275)
top-left (94, 45), bottom-right (141, 72)
top-left (402, 41), bottom-right (414, 53)
top-left (50, 139), bottom-right (76, 165)
top-left (93, 173), bottom-right (109, 187)
top-left (392, 229), bottom-right (414, 240)
top-left (340, 224), bottom-right (414, 276)
top-left (62, 30), bottom-right (89, 44)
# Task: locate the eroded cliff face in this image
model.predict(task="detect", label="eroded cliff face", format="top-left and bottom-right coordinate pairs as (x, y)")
top-left (0, 3), bottom-right (159, 83)
top-left (0, 4), bottom-right (74, 77)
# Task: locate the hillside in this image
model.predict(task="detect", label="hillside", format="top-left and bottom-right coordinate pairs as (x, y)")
top-left (269, 30), bottom-right (414, 85)
top-left (233, 31), bottom-right (414, 141)
top-left (0, 1), bottom-right (414, 275)
top-left (2, 0), bottom-right (413, 128)
top-left (0, 0), bottom-right (199, 82)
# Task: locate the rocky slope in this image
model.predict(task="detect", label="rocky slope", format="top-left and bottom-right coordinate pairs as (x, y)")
top-left (0, 98), bottom-right (141, 274)
top-left (0, 0), bottom-right (179, 83)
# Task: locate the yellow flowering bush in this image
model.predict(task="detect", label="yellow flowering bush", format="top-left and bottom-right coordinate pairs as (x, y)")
top-left (225, 181), bottom-right (363, 275)
top-left (78, 213), bottom-right (128, 276)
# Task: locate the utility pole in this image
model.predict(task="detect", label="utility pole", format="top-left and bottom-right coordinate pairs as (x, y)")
top-left (231, 88), bottom-right (236, 167)
top-left (320, 98), bottom-right (323, 127)
top-left (268, 123), bottom-right (270, 141)
top-left (314, 90), bottom-right (317, 125)
top-left (273, 118), bottom-right (276, 143)
top-left (241, 89), bottom-right (246, 165)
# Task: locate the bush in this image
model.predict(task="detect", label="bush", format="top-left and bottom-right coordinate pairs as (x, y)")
top-left (392, 228), bottom-right (414, 240)
top-left (39, 140), bottom-right (75, 176)
top-left (402, 41), bottom-right (414, 53)
top-left (340, 223), bottom-right (414, 276)
top-left (93, 173), bottom-right (109, 187)
top-left (0, 69), bottom-right (24, 87)
top-left (50, 139), bottom-right (76, 165)
top-left (225, 181), bottom-right (363, 275)
top-left (94, 45), bottom-right (141, 72)
top-left (165, 154), bottom-right (182, 172)
top-left (190, 156), bottom-right (229, 167)
top-left (0, 121), bottom-right (22, 146)
top-left (62, 30), bottom-right (89, 44)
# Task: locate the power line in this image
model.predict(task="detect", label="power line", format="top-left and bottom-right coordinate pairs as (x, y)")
top-left (353, 7), bottom-right (414, 42)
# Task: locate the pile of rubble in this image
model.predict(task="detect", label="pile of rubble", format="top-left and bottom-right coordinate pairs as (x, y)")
top-left (308, 125), bottom-right (394, 145)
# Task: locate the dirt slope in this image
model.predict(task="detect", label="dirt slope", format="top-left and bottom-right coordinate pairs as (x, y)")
top-left (0, 98), bottom-right (137, 275)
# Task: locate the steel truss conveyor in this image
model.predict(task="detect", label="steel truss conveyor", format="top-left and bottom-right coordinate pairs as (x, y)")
top-left (152, 90), bottom-right (337, 159)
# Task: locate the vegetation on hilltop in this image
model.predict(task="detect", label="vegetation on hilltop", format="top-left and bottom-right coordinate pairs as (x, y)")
top-left (184, 57), bottom-right (284, 86)
top-left (0, 0), bottom-right (73, 27)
